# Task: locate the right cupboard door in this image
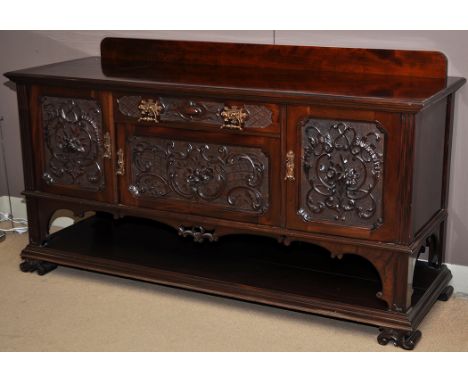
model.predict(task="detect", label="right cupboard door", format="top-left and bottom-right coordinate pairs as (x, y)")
top-left (286, 106), bottom-right (404, 242)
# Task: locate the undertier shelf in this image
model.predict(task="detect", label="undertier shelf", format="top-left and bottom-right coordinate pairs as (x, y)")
top-left (40, 215), bottom-right (435, 313)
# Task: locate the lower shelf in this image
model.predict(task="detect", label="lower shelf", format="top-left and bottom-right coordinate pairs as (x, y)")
top-left (21, 214), bottom-right (451, 332)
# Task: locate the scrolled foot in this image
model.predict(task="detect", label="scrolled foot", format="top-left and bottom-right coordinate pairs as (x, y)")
top-left (20, 259), bottom-right (40, 273)
top-left (37, 262), bottom-right (57, 275)
top-left (438, 285), bottom-right (454, 301)
top-left (377, 328), bottom-right (422, 350)
top-left (20, 259), bottom-right (57, 275)
top-left (400, 330), bottom-right (422, 350)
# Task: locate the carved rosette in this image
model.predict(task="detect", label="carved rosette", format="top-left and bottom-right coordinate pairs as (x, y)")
top-left (41, 96), bottom-right (105, 191)
top-left (117, 96), bottom-right (273, 128)
top-left (298, 118), bottom-right (385, 228)
top-left (128, 136), bottom-right (269, 214)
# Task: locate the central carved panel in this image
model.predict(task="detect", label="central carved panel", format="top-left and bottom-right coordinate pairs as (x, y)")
top-left (41, 96), bottom-right (105, 191)
top-left (128, 136), bottom-right (269, 214)
top-left (298, 118), bottom-right (385, 229)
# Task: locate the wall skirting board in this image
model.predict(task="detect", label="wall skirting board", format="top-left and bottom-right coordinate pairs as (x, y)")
top-left (1, 195), bottom-right (468, 294)
top-left (448, 264), bottom-right (468, 296)
top-left (0, 195), bottom-right (28, 221)
top-left (0, 195), bottom-right (72, 228)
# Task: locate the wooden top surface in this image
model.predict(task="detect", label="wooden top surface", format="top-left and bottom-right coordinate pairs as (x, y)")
top-left (5, 38), bottom-right (466, 112)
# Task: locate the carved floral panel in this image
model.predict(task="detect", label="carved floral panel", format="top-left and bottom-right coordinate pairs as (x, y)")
top-left (117, 95), bottom-right (273, 128)
top-left (128, 136), bottom-right (269, 214)
top-left (298, 118), bottom-right (385, 229)
top-left (41, 96), bottom-right (105, 191)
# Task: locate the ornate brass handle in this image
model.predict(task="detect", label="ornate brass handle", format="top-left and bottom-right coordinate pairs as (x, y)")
top-left (103, 132), bottom-right (112, 159)
top-left (284, 150), bottom-right (295, 181)
top-left (138, 98), bottom-right (163, 123)
top-left (220, 106), bottom-right (248, 131)
top-left (116, 148), bottom-right (125, 176)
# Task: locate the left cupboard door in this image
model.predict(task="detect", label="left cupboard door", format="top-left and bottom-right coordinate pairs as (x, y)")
top-left (30, 86), bottom-right (116, 202)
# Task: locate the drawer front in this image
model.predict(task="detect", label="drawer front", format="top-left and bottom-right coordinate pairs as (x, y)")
top-left (117, 124), bottom-right (281, 225)
top-left (114, 94), bottom-right (280, 135)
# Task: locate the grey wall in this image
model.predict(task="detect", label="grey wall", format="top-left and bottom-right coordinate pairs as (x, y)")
top-left (0, 31), bottom-right (467, 266)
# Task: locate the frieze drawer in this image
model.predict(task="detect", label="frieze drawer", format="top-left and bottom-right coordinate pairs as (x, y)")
top-left (114, 94), bottom-right (280, 135)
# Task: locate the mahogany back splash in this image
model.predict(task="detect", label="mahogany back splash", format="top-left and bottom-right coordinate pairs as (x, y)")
top-left (101, 37), bottom-right (448, 78)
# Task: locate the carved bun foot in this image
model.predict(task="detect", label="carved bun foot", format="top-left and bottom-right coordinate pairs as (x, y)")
top-left (377, 328), bottom-right (422, 350)
top-left (438, 285), bottom-right (454, 301)
top-left (20, 259), bottom-right (39, 273)
top-left (20, 259), bottom-right (57, 275)
top-left (37, 261), bottom-right (58, 275)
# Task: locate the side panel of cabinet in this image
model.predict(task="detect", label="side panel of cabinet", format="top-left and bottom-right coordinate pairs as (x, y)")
top-left (411, 99), bottom-right (447, 237)
top-left (29, 86), bottom-right (116, 202)
top-left (116, 124), bottom-right (281, 225)
top-left (286, 105), bottom-right (404, 241)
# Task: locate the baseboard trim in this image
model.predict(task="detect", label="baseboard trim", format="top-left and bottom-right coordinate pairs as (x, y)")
top-left (448, 264), bottom-right (468, 295)
top-left (0, 195), bottom-right (72, 228)
top-left (2, 195), bottom-right (468, 293)
top-left (0, 195), bottom-right (27, 220)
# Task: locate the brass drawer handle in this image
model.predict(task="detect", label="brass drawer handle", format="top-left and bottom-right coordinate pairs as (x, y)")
top-left (116, 148), bottom-right (125, 176)
top-left (103, 132), bottom-right (112, 159)
top-left (138, 98), bottom-right (163, 123)
top-left (285, 150), bottom-right (295, 181)
top-left (220, 106), bottom-right (248, 131)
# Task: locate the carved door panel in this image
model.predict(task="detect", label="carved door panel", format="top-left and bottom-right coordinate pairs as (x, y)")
top-left (31, 86), bottom-right (116, 202)
top-left (117, 124), bottom-right (281, 225)
top-left (286, 106), bottom-right (403, 241)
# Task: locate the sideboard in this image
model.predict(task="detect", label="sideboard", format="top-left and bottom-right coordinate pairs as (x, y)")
top-left (5, 38), bottom-right (466, 350)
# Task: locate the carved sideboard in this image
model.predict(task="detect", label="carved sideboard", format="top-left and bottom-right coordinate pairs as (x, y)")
top-left (6, 38), bottom-right (466, 350)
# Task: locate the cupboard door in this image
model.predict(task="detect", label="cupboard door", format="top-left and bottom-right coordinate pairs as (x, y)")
top-left (117, 124), bottom-right (280, 225)
top-left (30, 86), bottom-right (116, 202)
top-left (286, 106), bottom-right (403, 241)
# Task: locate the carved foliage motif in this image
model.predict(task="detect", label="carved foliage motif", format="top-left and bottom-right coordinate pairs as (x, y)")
top-left (41, 96), bottom-right (105, 191)
top-left (299, 118), bottom-right (384, 228)
top-left (177, 226), bottom-right (218, 243)
top-left (117, 95), bottom-right (273, 128)
top-left (128, 136), bottom-right (269, 214)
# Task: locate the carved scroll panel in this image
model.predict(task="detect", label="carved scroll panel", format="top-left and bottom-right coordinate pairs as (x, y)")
top-left (128, 136), bottom-right (269, 214)
top-left (41, 96), bottom-right (105, 191)
top-left (298, 118), bottom-right (385, 229)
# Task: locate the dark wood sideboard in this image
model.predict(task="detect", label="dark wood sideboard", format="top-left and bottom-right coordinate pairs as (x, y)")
top-left (6, 38), bottom-right (466, 350)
